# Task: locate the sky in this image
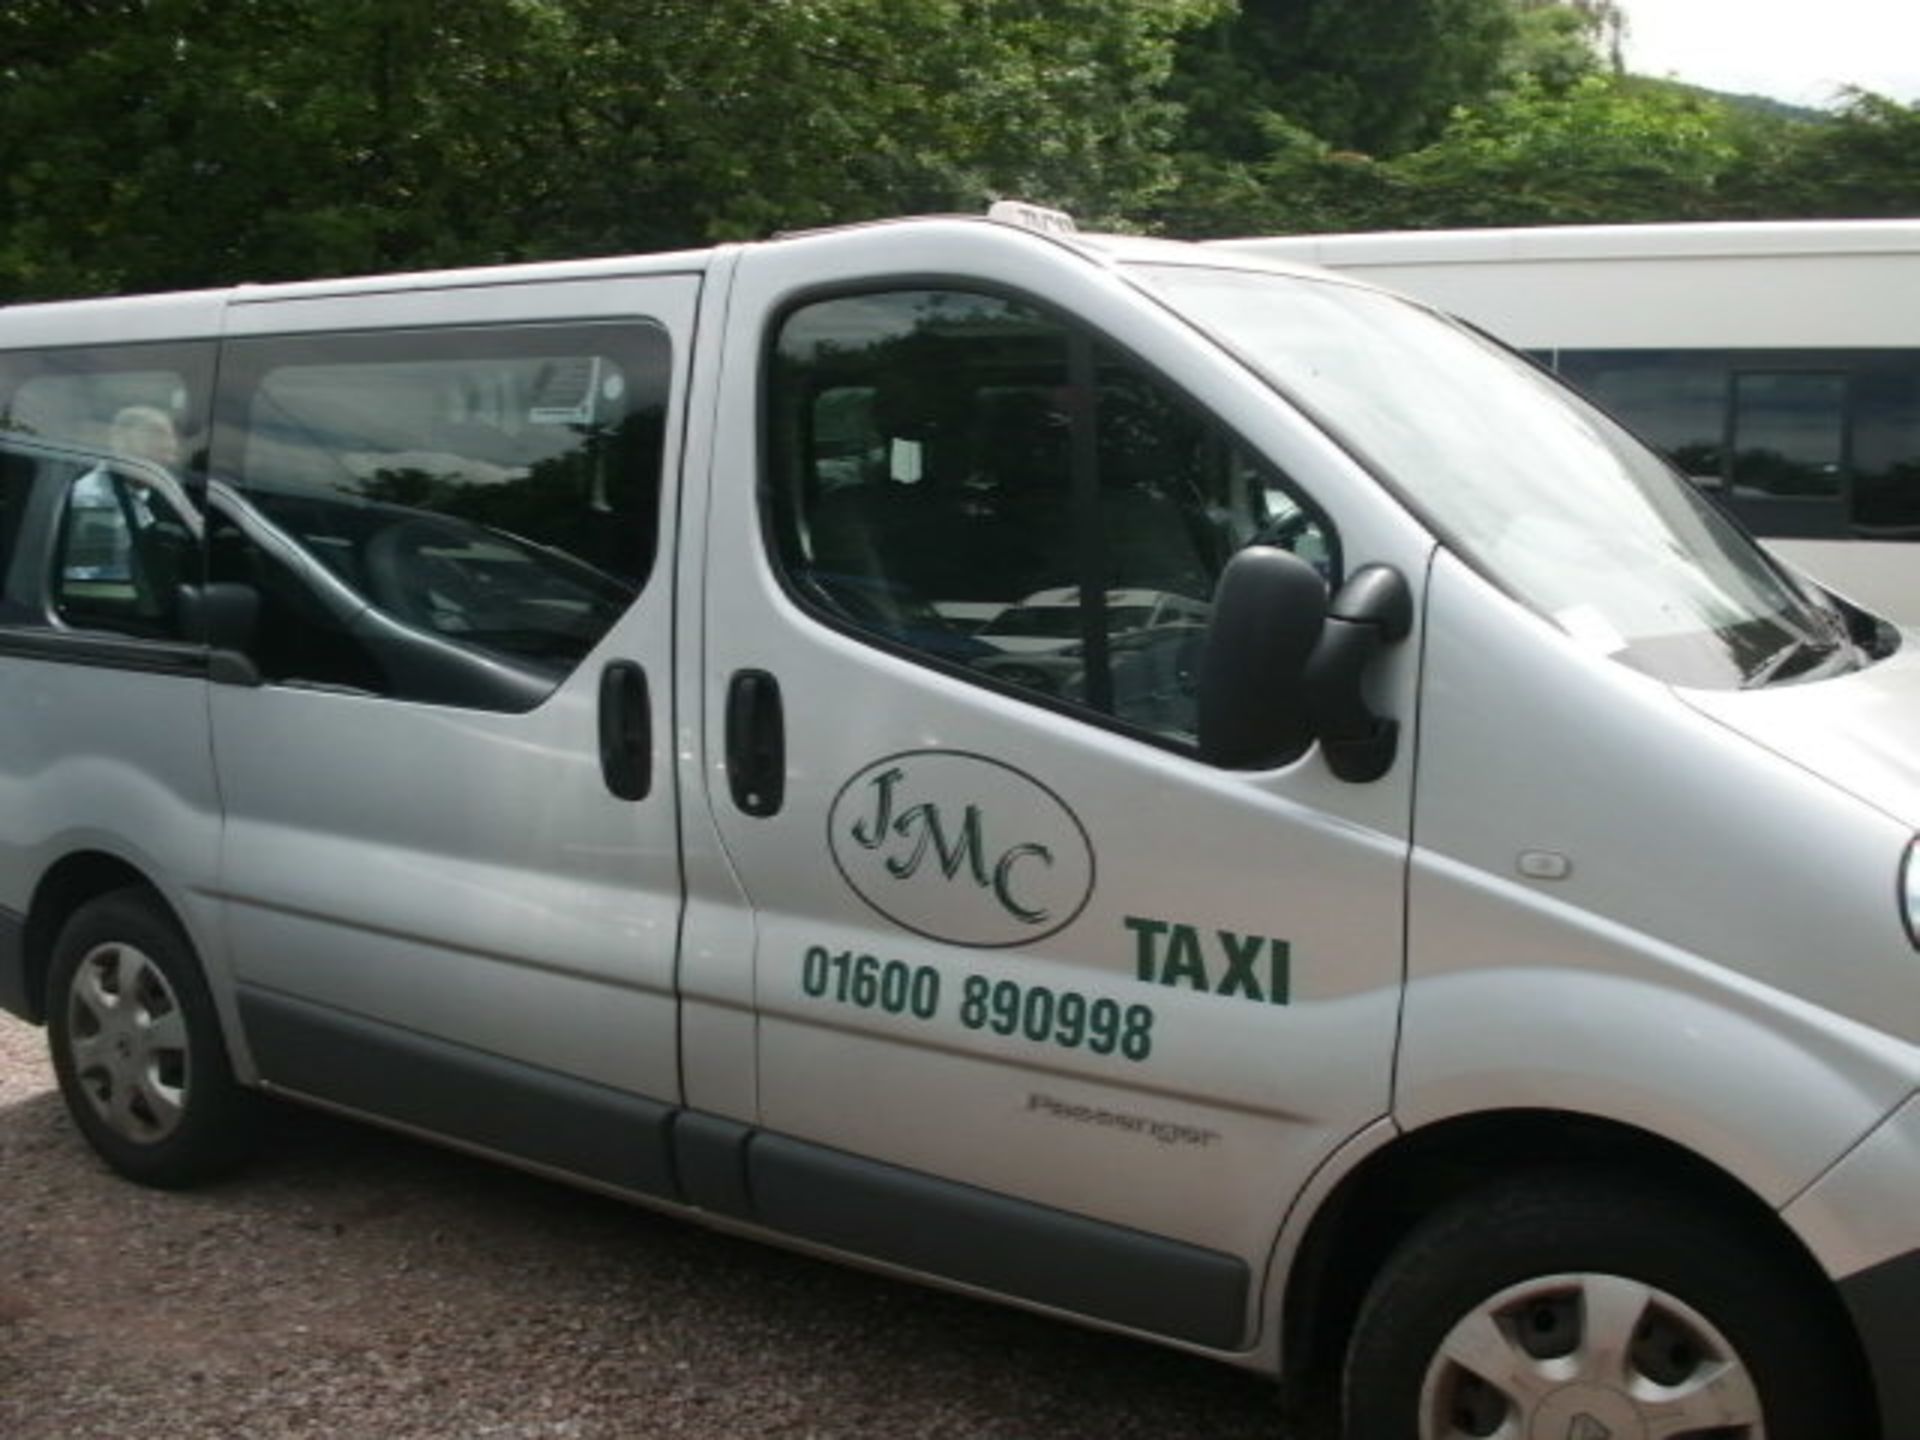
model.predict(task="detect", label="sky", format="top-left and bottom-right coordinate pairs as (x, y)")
top-left (1621, 0), bottom-right (1920, 108)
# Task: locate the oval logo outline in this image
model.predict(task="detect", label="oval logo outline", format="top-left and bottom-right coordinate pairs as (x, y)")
top-left (826, 749), bottom-right (1097, 949)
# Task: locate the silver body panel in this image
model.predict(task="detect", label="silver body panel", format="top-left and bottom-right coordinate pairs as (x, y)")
top-left (1404, 553), bottom-right (1919, 1211)
top-left (1680, 631), bottom-right (1920, 834)
top-left (0, 662), bottom-right (222, 971)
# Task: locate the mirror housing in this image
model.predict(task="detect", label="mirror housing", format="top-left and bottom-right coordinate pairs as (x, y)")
top-left (1197, 546), bottom-right (1328, 770)
top-left (1306, 565), bottom-right (1413, 782)
top-left (178, 581), bottom-right (260, 652)
top-left (177, 581), bottom-right (264, 686)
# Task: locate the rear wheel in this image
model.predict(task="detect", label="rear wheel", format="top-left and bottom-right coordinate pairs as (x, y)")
top-left (47, 887), bottom-right (256, 1187)
top-left (1342, 1170), bottom-right (1866, 1439)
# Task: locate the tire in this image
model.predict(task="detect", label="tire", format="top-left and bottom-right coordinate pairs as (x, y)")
top-left (1342, 1170), bottom-right (1867, 1440)
top-left (46, 887), bottom-right (258, 1188)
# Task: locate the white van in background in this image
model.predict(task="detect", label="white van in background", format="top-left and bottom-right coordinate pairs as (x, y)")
top-left (0, 206), bottom-right (1916, 1438)
top-left (1216, 221), bottom-right (1920, 624)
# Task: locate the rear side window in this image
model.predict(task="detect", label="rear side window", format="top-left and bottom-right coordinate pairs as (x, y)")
top-left (52, 458), bottom-right (201, 637)
top-left (209, 323), bottom-right (672, 710)
top-left (0, 343), bottom-right (213, 640)
top-left (0, 346), bottom-right (207, 460)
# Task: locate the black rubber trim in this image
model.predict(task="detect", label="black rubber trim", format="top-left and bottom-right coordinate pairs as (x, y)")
top-left (207, 650), bottom-right (264, 688)
top-left (0, 626), bottom-right (209, 679)
top-left (238, 987), bottom-right (676, 1198)
top-left (0, 905), bottom-right (29, 1023)
top-left (1838, 1246), bottom-right (1920, 1438)
top-left (671, 1111), bottom-right (754, 1220)
top-left (747, 1132), bottom-right (1249, 1348)
top-left (231, 987), bottom-right (1247, 1347)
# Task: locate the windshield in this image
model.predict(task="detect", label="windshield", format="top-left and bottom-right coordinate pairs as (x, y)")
top-left (1134, 264), bottom-right (1860, 689)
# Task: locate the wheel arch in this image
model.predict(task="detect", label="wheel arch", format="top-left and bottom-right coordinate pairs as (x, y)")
top-left (1277, 1107), bottom-right (1876, 1425)
top-left (20, 850), bottom-right (178, 1023)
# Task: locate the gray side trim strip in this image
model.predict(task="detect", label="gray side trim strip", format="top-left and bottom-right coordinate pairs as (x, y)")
top-left (0, 905), bottom-right (28, 1022)
top-left (671, 1112), bottom-right (754, 1220)
top-left (231, 990), bottom-right (1248, 1348)
top-left (238, 987), bottom-right (676, 1198)
top-left (0, 627), bottom-right (209, 679)
top-left (1839, 1247), bottom-right (1920, 1438)
top-left (748, 1133), bottom-right (1249, 1349)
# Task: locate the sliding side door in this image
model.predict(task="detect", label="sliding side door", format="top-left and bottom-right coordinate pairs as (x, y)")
top-left (206, 275), bottom-right (700, 1195)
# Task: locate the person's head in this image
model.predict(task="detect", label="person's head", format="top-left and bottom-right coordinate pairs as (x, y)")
top-left (108, 405), bottom-right (181, 470)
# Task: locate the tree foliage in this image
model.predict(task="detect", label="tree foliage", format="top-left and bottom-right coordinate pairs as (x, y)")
top-left (1381, 74), bottom-right (1742, 227)
top-left (0, 0), bottom-right (1222, 299)
top-left (1503, 0), bottom-right (1616, 93)
top-left (1716, 91), bottom-right (1920, 220)
top-left (1154, 3), bottom-right (1920, 239)
top-left (1171, 0), bottom-right (1519, 160)
top-left (0, 0), bottom-right (1914, 299)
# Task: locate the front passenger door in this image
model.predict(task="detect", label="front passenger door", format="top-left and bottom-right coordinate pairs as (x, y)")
top-left (699, 244), bottom-right (1421, 1349)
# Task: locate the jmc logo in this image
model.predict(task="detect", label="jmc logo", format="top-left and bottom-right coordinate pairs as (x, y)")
top-left (827, 751), bottom-right (1096, 948)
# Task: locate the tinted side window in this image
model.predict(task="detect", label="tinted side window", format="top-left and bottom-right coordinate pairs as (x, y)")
top-left (210, 323), bottom-right (671, 711)
top-left (0, 443), bottom-right (81, 626)
top-left (1855, 366), bottom-right (1920, 534)
top-left (1558, 348), bottom-right (1920, 541)
top-left (0, 343), bottom-right (213, 640)
top-left (1557, 351), bottom-right (1728, 484)
top-left (0, 345), bottom-right (209, 460)
top-left (1729, 371), bottom-right (1847, 499)
top-left (54, 460), bottom-right (201, 637)
top-left (768, 290), bottom-right (1335, 746)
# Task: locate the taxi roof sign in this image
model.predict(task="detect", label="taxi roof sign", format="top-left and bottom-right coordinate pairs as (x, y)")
top-left (987, 201), bottom-right (1080, 237)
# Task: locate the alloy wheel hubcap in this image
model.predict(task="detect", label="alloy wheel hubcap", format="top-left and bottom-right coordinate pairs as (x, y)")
top-left (66, 941), bottom-right (189, 1143)
top-left (1420, 1272), bottom-right (1763, 1439)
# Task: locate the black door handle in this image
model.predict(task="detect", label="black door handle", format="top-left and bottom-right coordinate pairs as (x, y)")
top-left (599, 660), bottom-right (651, 801)
top-left (726, 669), bottom-right (785, 817)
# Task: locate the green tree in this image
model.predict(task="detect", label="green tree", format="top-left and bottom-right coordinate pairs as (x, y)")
top-left (1156, 0), bottom-right (1635, 236)
top-left (0, 0), bottom-right (1223, 300)
top-left (1378, 73), bottom-right (1745, 227)
top-left (1715, 91), bottom-right (1920, 219)
top-left (1502, 1), bottom-right (1615, 94)
top-left (0, 0), bottom-right (576, 294)
top-left (1172, 0), bottom-right (1519, 161)
top-left (522, 0), bottom-right (1228, 250)
top-left (1154, 69), bottom-right (1833, 238)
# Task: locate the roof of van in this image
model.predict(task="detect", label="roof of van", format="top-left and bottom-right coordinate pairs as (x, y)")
top-left (1212, 218), bottom-right (1920, 268)
top-left (0, 213), bottom-right (1345, 343)
top-left (0, 244), bottom-right (720, 342)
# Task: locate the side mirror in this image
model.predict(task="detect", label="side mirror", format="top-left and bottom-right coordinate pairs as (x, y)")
top-left (178, 580), bottom-right (260, 651)
top-left (177, 581), bottom-right (264, 686)
top-left (1197, 547), bottom-right (1328, 769)
top-left (1306, 565), bottom-right (1413, 783)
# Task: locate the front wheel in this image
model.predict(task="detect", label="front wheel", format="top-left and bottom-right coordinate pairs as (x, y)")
top-left (1343, 1170), bottom-right (1868, 1439)
top-left (47, 887), bottom-right (257, 1187)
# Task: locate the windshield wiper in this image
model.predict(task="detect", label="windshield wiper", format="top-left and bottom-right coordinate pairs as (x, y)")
top-left (1742, 633), bottom-right (1846, 689)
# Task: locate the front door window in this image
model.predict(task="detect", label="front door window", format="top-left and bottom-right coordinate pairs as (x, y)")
top-left (767, 289), bottom-right (1335, 746)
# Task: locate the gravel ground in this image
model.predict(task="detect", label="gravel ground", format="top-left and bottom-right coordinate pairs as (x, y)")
top-left (0, 1013), bottom-right (1310, 1439)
